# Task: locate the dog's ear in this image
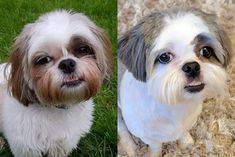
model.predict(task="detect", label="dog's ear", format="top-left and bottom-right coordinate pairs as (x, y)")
top-left (118, 23), bottom-right (147, 82)
top-left (90, 26), bottom-right (113, 83)
top-left (8, 24), bottom-right (39, 106)
top-left (118, 12), bottom-right (164, 82)
top-left (215, 28), bottom-right (232, 67)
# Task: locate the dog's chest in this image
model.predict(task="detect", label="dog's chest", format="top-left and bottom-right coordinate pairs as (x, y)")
top-left (120, 71), bottom-right (202, 142)
top-left (2, 96), bottom-right (94, 155)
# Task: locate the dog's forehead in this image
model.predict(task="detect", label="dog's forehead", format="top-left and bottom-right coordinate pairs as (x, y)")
top-left (27, 12), bottom-right (96, 60)
top-left (152, 13), bottom-right (210, 51)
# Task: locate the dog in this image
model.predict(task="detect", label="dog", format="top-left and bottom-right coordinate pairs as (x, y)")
top-left (0, 10), bottom-right (112, 157)
top-left (118, 8), bottom-right (231, 157)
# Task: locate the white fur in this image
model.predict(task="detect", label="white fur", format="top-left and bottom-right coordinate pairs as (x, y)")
top-left (120, 71), bottom-right (202, 144)
top-left (3, 94), bottom-right (93, 157)
top-left (153, 13), bottom-right (210, 51)
top-left (0, 10), bottom-right (110, 157)
top-left (0, 64), bottom-right (93, 157)
top-left (24, 10), bottom-right (109, 82)
top-left (119, 12), bottom-right (228, 156)
top-left (23, 11), bottom-right (94, 80)
top-left (27, 10), bottom-right (104, 63)
top-left (147, 13), bottom-right (227, 104)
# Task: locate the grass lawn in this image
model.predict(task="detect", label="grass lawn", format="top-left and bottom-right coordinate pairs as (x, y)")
top-left (0, 0), bottom-right (117, 157)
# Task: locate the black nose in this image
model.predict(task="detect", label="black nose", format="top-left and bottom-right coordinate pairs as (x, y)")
top-left (182, 61), bottom-right (200, 78)
top-left (58, 59), bottom-right (76, 74)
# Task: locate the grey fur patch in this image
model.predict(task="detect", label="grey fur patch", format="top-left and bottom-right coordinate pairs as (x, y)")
top-left (118, 25), bottom-right (147, 81)
top-left (118, 12), bottom-right (164, 82)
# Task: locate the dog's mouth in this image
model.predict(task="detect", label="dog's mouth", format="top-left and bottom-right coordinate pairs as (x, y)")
top-left (185, 81), bottom-right (205, 93)
top-left (61, 75), bottom-right (84, 87)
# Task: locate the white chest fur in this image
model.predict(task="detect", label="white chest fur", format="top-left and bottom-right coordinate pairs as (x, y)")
top-left (0, 86), bottom-right (93, 157)
top-left (120, 70), bottom-right (202, 145)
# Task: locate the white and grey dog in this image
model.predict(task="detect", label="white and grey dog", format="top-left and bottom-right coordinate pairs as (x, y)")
top-left (118, 8), bottom-right (231, 156)
top-left (0, 10), bottom-right (112, 157)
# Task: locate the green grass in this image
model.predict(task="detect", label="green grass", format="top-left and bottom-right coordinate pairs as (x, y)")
top-left (0, 0), bottom-right (117, 157)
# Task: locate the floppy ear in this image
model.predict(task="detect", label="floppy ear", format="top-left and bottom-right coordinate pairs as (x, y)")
top-left (118, 11), bottom-right (165, 82)
top-left (8, 24), bottom-right (39, 106)
top-left (215, 28), bottom-right (232, 67)
top-left (90, 26), bottom-right (113, 83)
top-left (118, 23), bottom-right (147, 82)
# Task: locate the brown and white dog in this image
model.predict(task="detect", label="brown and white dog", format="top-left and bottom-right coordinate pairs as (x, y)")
top-left (118, 8), bottom-right (231, 156)
top-left (0, 10), bottom-right (112, 157)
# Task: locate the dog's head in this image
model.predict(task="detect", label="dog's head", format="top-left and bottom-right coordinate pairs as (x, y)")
top-left (119, 8), bottom-right (231, 104)
top-left (8, 10), bottom-right (112, 106)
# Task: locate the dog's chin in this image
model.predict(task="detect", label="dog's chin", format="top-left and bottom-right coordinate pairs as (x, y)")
top-left (37, 84), bottom-right (87, 105)
top-left (183, 84), bottom-right (206, 103)
top-left (184, 78), bottom-right (205, 93)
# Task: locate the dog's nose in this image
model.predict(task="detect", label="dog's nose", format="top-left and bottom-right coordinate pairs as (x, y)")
top-left (58, 59), bottom-right (76, 74)
top-left (182, 61), bottom-right (200, 78)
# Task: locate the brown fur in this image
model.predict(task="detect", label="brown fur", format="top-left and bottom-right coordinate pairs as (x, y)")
top-left (90, 26), bottom-right (113, 83)
top-left (33, 56), bottom-right (101, 104)
top-left (78, 56), bottom-right (102, 99)
top-left (8, 24), bottom-right (39, 106)
top-left (68, 36), bottom-right (94, 57)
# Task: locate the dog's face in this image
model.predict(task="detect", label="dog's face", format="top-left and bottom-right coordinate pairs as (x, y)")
top-left (9, 10), bottom-right (112, 106)
top-left (119, 9), bottom-right (231, 105)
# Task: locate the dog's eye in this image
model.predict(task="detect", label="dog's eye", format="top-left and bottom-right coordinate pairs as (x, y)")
top-left (35, 56), bottom-right (52, 65)
top-left (75, 45), bottom-right (93, 55)
top-left (200, 46), bottom-right (214, 58)
top-left (157, 52), bottom-right (174, 64)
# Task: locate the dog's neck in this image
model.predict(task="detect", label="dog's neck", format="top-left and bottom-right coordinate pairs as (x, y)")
top-left (27, 102), bottom-right (76, 110)
top-left (55, 104), bottom-right (69, 109)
